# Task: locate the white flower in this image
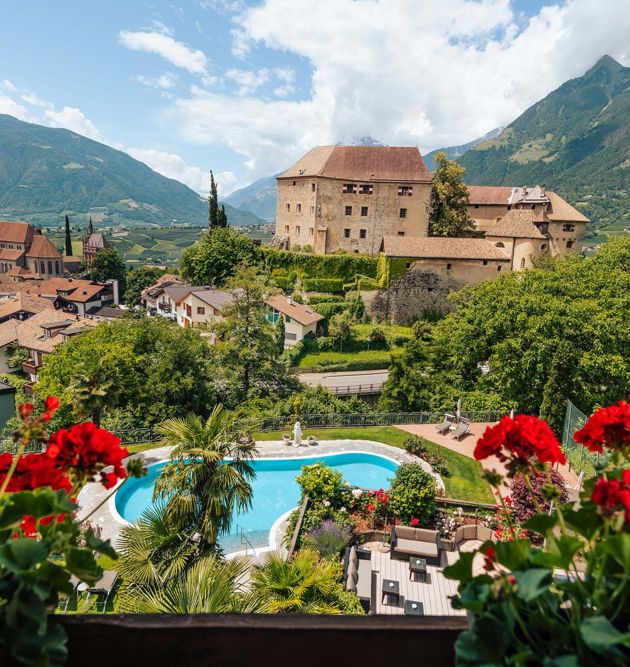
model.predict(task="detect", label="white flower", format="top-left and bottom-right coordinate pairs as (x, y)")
top-left (351, 488), bottom-right (363, 499)
top-left (340, 507), bottom-right (347, 513)
top-left (322, 499), bottom-right (331, 507)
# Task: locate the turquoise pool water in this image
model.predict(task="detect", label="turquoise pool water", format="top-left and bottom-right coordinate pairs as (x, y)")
top-left (115, 451), bottom-right (398, 552)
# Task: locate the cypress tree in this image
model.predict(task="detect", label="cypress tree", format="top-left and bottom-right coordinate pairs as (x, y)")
top-left (275, 314), bottom-right (286, 356)
top-left (218, 204), bottom-right (228, 228)
top-left (64, 215), bottom-right (72, 256)
top-left (208, 171), bottom-right (219, 228)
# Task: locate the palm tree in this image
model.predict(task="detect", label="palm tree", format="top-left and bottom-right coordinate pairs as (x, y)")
top-left (154, 405), bottom-right (257, 549)
top-left (67, 358), bottom-right (118, 426)
top-left (249, 549), bottom-right (344, 614)
top-left (127, 555), bottom-right (255, 614)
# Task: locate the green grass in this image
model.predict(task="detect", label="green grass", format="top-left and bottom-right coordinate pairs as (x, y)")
top-left (254, 426), bottom-right (494, 503)
top-left (297, 348), bottom-right (401, 371)
top-left (126, 442), bottom-right (161, 454)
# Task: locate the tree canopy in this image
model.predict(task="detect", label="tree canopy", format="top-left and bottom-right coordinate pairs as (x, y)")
top-left (428, 152), bottom-right (475, 237)
top-left (90, 247), bottom-right (127, 294)
top-left (379, 238), bottom-right (630, 433)
top-left (124, 266), bottom-right (166, 306)
top-left (179, 227), bottom-right (257, 286)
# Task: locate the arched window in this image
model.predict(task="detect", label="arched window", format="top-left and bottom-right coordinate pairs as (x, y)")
top-left (495, 242), bottom-right (505, 248)
top-left (520, 258), bottom-right (526, 269)
top-left (40, 261), bottom-right (45, 274)
top-left (48, 261), bottom-right (53, 274)
top-left (541, 243), bottom-right (548, 251)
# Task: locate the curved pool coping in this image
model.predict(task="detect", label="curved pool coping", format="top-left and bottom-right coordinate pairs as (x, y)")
top-left (77, 439), bottom-right (444, 553)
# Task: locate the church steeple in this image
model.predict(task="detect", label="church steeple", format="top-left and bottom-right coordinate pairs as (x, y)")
top-left (87, 216), bottom-right (94, 236)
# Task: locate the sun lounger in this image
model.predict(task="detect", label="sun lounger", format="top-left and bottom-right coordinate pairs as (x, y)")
top-left (86, 571), bottom-right (118, 612)
top-left (436, 414), bottom-right (455, 434)
top-left (450, 420), bottom-right (470, 441)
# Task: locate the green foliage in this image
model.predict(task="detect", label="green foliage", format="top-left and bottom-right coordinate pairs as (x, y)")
top-left (303, 519), bottom-right (354, 559)
top-left (389, 463), bottom-right (437, 525)
top-left (259, 246), bottom-right (378, 281)
top-left (308, 294), bottom-right (345, 304)
top-left (402, 436), bottom-right (450, 477)
top-left (301, 278), bottom-right (344, 293)
top-left (297, 349), bottom-right (396, 372)
top-left (180, 226), bottom-right (258, 286)
top-left (90, 247), bottom-right (126, 293)
top-left (64, 214), bottom-right (72, 256)
top-left (312, 301), bottom-right (351, 320)
top-left (35, 317), bottom-right (216, 428)
top-left (328, 311), bottom-right (353, 352)
top-left (428, 152), bottom-right (475, 237)
top-left (460, 56), bottom-right (630, 228)
top-left (368, 326), bottom-right (388, 349)
top-left (357, 277), bottom-right (380, 290)
top-left (272, 276), bottom-right (294, 291)
top-left (7, 344), bottom-right (28, 370)
top-left (275, 386), bottom-right (371, 418)
top-left (275, 314), bottom-right (286, 356)
top-left (296, 462), bottom-right (343, 505)
top-left (123, 266), bottom-right (165, 306)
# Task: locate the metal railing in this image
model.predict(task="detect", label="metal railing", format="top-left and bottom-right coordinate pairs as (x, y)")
top-left (238, 526), bottom-right (258, 556)
top-left (328, 382), bottom-right (385, 396)
top-left (561, 399), bottom-right (606, 477)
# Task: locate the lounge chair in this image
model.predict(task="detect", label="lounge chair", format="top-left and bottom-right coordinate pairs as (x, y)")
top-left (343, 546), bottom-right (374, 613)
top-left (435, 414), bottom-right (455, 434)
top-left (390, 525), bottom-right (440, 564)
top-left (450, 419), bottom-right (470, 441)
top-left (86, 571), bottom-right (118, 612)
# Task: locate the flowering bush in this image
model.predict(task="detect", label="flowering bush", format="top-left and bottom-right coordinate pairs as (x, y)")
top-left (365, 488), bottom-right (390, 529)
top-left (389, 463), bottom-right (437, 526)
top-left (0, 399), bottom-right (144, 666)
top-left (510, 469), bottom-right (568, 526)
top-left (303, 519), bottom-right (354, 558)
top-left (296, 462), bottom-right (343, 507)
top-left (446, 405), bottom-right (630, 665)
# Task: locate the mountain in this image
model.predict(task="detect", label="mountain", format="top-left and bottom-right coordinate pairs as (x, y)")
top-left (423, 127), bottom-right (503, 171)
top-left (224, 174), bottom-right (278, 221)
top-left (0, 114), bottom-right (264, 229)
top-left (459, 55), bottom-right (630, 228)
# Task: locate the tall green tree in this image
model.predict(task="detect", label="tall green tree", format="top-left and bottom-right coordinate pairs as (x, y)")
top-left (217, 204), bottom-right (228, 228)
top-left (275, 314), bottom-right (286, 356)
top-left (428, 152), bottom-right (475, 237)
top-left (208, 170), bottom-right (219, 228)
top-left (124, 266), bottom-right (165, 306)
top-left (180, 227), bottom-right (257, 287)
top-left (212, 265), bottom-right (297, 401)
top-left (66, 358), bottom-right (120, 427)
top-left (90, 247), bottom-right (127, 294)
top-left (64, 214), bottom-right (72, 256)
top-left (328, 311), bottom-right (353, 351)
top-left (154, 405), bottom-right (258, 549)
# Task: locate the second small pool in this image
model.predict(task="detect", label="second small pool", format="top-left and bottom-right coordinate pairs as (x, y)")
top-left (115, 451), bottom-right (399, 553)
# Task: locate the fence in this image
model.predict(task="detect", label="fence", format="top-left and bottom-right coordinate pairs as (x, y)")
top-left (561, 399), bottom-right (605, 477)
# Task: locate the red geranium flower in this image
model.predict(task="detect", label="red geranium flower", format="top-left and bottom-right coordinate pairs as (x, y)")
top-left (18, 403), bottom-right (33, 419)
top-left (483, 546), bottom-right (496, 571)
top-left (47, 422), bottom-right (128, 487)
top-left (0, 452), bottom-right (71, 493)
top-left (574, 401), bottom-right (630, 454)
top-left (410, 517), bottom-right (419, 527)
top-left (592, 470), bottom-right (630, 522)
top-left (474, 415), bottom-right (566, 468)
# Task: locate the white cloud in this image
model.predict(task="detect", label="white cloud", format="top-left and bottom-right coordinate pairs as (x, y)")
top-left (273, 68), bottom-right (295, 97)
top-left (0, 93), bottom-right (32, 121)
top-left (126, 146), bottom-right (238, 195)
top-left (119, 29), bottom-right (209, 76)
top-left (225, 67), bottom-right (270, 95)
top-left (168, 0), bottom-right (630, 180)
top-left (44, 106), bottom-right (104, 141)
top-left (136, 72), bottom-right (179, 89)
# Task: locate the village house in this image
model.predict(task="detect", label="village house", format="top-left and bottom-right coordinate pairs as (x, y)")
top-left (275, 146), bottom-right (433, 256)
top-left (264, 294), bottom-right (324, 347)
top-left (177, 289), bottom-right (234, 336)
top-left (0, 320), bottom-right (19, 373)
top-left (140, 275), bottom-right (186, 317)
top-left (30, 277), bottom-right (119, 317)
top-left (0, 220), bottom-right (64, 278)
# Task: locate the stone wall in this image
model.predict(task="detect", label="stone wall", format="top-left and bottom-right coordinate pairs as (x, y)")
top-left (368, 269), bottom-right (464, 325)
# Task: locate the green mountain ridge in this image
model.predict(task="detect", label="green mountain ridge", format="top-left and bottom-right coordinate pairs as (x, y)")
top-left (0, 114), bottom-right (264, 229)
top-left (459, 55), bottom-right (630, 228)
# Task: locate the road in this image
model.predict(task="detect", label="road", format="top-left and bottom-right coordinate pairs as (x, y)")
top-left (298, 369), bottom-right (389, 395)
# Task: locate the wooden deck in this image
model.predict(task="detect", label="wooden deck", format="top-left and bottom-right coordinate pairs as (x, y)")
top-left (371, 549), bottom-right (465, 616)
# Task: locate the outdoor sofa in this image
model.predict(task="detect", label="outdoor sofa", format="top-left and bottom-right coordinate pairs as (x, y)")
top-left (390, 525), bottom-right (440, 563)
top-left (440, 524), bottom-right (495, 552)
top-left (343, 546), bottom-right (375, 613)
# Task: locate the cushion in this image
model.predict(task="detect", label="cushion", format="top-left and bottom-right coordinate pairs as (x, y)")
top-left (356, 559), bottom-right (373, 599)
top-left (462, 525), bottom-right (477, 540)
top-left (395, 538), bottom-right (438, 558)
top-left (414, 528), bottom-right (437, 543)
top-left (476, 525), bottom-right (493, 541)
top-left (396, 526), bottom-right (416, 540)
top-left (349, 545), bottom-right (358, 569)
top-left (345, 573), bottom-right (357, 593)
top-left (454, 526), bottom-right (466, 544)
top-left (347, 559), bottom-right (358, 582)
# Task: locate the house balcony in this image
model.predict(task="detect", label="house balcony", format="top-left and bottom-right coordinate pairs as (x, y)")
top-left (158, 303), bottom-right (172, 313)
top-left (22, 361), bottom-right (40, 375)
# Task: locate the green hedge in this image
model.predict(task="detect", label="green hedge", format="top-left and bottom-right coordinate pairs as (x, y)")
top-left (301, 278), bottom-right (344, 293)
top-left (357, 277), bottom-right (380, 290)
top-left (258, 247), bottom-right (378, 281)
top-left (272, 276), bottom-right (295, 291)
top-left (308, 294), bottom-right (345, 304)
top-left (314, 302), bottom-right (352, 319)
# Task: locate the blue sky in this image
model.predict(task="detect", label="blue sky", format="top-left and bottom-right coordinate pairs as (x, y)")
top-left (0, 1), bottom-right (628, 196)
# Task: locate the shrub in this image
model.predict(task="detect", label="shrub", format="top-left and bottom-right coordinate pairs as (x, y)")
top-left (389, 463), bottom-right (437, 526)
top-left (390, 333), bottom-right (412, 347)
top-left (273, 276), bottom-right (294, 291)
top-left (403, 435), bottom-right (428, 457)
top-left (303, 519), bottom-right (354, 558)
top-left (357, 277), bottom-right (380, 290)
top-left (308, 294), bottom-right (345, 305)
top-left (301, 278), bottom-right (344, 293)
top-left (291, 292), bottom-right (304, 304)
top-left (368, 326), bottom-right (388, 350)
top-left (314, 302), bottom-right (352, 320)
top-left (296, 462), bottom-right (344, 505)
top-left (403, 436), bottom-right (450, 477)
top-left (271, 268), bottom-right (287, 277)
top-left (510, 470), bottom-right (568, 525)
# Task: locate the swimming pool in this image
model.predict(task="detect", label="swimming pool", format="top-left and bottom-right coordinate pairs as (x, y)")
top-left (114, 451), bottom-right (399, 553)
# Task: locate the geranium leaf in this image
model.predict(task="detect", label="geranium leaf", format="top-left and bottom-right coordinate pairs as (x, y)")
top-left (443, 550), bottom-right (475, 581)
top-left (65, 548), bottom-right (101, 583)
top-left (543, 656), bottom-right (579, 667)
top-left (494, 539), bottom-right (531, 570)
top-left (85, 529), bottom-right (118, 559)
top-left (0, 538), bottom-right (49, 572)
top-left (580, 616), bottom-right (629, 651)
top-left (523, 513), bottom-right (558, 534)
top-left (602, 533), bottom-right (630, 571)
top-left (563, 504), bottom-right (602, 540)
top-left (515, 568), bottom-right (551, 602)
top-left (530, 535), bottom-right (583, 570)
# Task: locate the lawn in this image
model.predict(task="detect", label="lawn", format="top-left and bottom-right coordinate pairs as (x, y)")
top-left (254, 426), bottom-right (494, 503)
top-left (297, 348), bottom-right (402, 371)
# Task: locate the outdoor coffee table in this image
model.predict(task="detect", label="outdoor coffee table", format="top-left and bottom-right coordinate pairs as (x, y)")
top-left (404, 599), bottom-right (424, 616)
top-left (409, 557), bottom-right (427, 582)
top-left (381, 579), bottom-right (400, 605)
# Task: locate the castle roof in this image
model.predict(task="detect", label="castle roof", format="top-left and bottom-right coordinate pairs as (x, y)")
top-left (486, 210), bottom-right (550, 239)
top-left (279, 146), bottom-right (433, 182)
top-left (84, 233), bottom-right (111, 249)
top-left (381, 236), bottom-right (511, 261)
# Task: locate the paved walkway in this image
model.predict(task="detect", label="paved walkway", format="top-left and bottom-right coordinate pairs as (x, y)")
top-left (76, 438), bottom-right (439, 549)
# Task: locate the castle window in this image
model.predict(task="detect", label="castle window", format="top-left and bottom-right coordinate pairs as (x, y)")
top-left (309, 228), bottom-right (313, 236)
top-left (566, 240), bottom-right (574, 249)
top-left (359, 229), bottom-right (367, 239)
top-left (507, 205), bottom-right (512, 210)
top-left (296, 226), bottom-right (301, 235)
top-left (286, 203), bottom-right (290, 212)
top-left (398, 186), bottom-right (412, 196)
top-left (311, 183), bottom-right (316, 192)
top-left (48, 261), bottom-right (53, 274)
top-left (344, 228), bottom-right (351, 238)
top-left (541, 243), bottom-right (548, 250)
top-left (495, 242), bottom-right (505, 248)
top-left (497, 265), bottom-right (502, 272)
top-left (284, 225), bottom-right (289, 233)
top-left (562, 224), bottom-right (575, 232)
top-left (40, 261), bottom-right (45, 274)
top-left (297, 203), bottom-right (302, 213)
top-left (397, 231), bottom-right (405, 237)
top-left (474, 204), bottom-right (479, 209)
top-left (399, 208), bottom-right (407, 219)
top-left (345, 206), bottom-right (352, 216)
top-left (309, 206), bottom-right (315, 214)
top-left (361, 206), bottom-right (368, 217)
top-left (483, 260), bottom-right (488, 265)
top-left (520, 258), bottom-right (526, 269)
top-left (343, 184), bottom-right (356, 194)
top-left (446, 263), bottom-right (452, 270)
top-left (359, 184), bottom-right (373, 194)
top-left (292, 181), bottom-right (296, 186)
top-left (406, 262), bottom-right (411, 269)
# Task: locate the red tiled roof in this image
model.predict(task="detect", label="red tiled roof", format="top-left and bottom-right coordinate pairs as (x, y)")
top-left (26, 234), bottom-right (63, 258)
top-left (265, 294), bottom-right (324, 326)
top-left (486, 210), bottom-right (549, 239)
top-left (0, 220), bottom-right (34, 244)
top-left (381, 236), bottom-right (511, 261)
top-left (0, 248), bottom-right (25, 261)
top-left (279, 146), bottom-right (433, 182)
top-left (33, 278), bottom-right (108, 303)
top-left (467, 186), bottom-right (514, 205)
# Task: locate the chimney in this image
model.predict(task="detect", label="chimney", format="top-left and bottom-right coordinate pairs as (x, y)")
top-left (540, 184), bottom-right (546, 196)
top-left (287, 296), bottom-right (293, 305)
top-left (522, 186), bottom-right (528, 196)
